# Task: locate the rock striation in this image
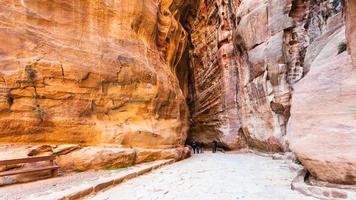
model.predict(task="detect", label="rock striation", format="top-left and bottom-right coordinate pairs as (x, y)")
top-left (288, 1), bottom-right (356, 184)
top-left (187, 0), bottom-right (356, 184)
top-left (0, 0), bottom-right (356, 186)
top-left (187, 0), bottom-right (242, 149)
top-left (346, 0), bottom-right (356, 65)
top-left (0, 0), bottom-right (195, 149)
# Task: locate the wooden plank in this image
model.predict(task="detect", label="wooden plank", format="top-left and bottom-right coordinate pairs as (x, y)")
top-left (0, 155), bottom-right (56, 165)
top-left (0, 165), bottom-right (59, 177)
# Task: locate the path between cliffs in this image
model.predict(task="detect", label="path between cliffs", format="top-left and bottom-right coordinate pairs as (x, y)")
top-left (86, 152), bottom-right (316, 200)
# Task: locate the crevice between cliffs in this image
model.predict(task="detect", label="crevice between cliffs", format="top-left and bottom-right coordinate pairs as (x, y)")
top-left (173, 0), bottom-right (345, 153)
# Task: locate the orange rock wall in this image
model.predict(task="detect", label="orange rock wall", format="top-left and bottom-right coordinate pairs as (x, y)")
top-left (1, 0), bottom-right (356, 185)
top-left (0, 0), bottom-right (192, 148)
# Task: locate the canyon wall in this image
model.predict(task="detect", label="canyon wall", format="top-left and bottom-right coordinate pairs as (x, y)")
top-left (0, 0), bottom-right (355, 185)
top-left (287, 0), bottom-right (356, 184)
top-left (346, 0), bottom-right (356, 65)
top-left (0, 0), bottom-right (195, 149)
top-left (188, 0), bottom-right (347, 147)
top-left (188, 0), bottom-right (356, 184)
top-left (236, 0), bottom-right (344, 152)
top-left (187, 0), bottom-right (243, 149)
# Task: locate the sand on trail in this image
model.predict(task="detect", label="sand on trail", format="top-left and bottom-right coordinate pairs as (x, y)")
top-left (86, 152), bottom-right (316, 200)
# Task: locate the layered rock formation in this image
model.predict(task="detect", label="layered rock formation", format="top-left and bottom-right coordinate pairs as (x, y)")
top-left (234, 0), bottom-right (294, 152)
top-left (235, 0), bottom-right (343, 152)
top-left (187, 0), bottom-right (355, 184)
top-left (188, 0), bottom-right (349, 150)
top-left (288, 1), bottom-right (356, 185)
top-left (1, 0), bottom-right (356, 186)
top-left (187, 0), bottom-right (243, 149)
top-left (0, 0), bottom-right (194, 149)
top-left (346, 0), bottom-right (356, 65)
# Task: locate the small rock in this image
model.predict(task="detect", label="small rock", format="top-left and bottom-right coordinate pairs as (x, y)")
top-left (27, 145), bottom-right (53, 156)
top-left (289, 163), bottom-right (303, 172)
top-left (53, 144), bottom-right (80, 156)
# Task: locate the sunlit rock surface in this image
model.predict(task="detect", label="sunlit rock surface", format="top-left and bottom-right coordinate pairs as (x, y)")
top-left (0, 0), bottom-right (192, 149)
top-left (0, 0), bottom-right (356, 186)
top-left (288, 12), bottom-right (356, 184)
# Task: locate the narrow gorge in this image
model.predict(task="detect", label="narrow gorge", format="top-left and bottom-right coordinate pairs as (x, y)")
top-left (0, 0), bottom-right (355, 192)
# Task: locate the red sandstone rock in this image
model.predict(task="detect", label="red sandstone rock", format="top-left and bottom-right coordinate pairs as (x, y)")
top-left (187, 0), bottom-right (242, 149)
top-left (345, 0), bottom-right (356, 65)
top-left (0, 0), bottom-right (355, 186)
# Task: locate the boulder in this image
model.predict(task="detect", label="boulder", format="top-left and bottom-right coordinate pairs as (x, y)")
top-left (56, 147), bottom-right (136, 171)
top-left (135, 147), bottom-right (191, 164)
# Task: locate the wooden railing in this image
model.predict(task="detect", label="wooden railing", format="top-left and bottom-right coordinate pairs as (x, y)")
top-left (0, 155), bottom-right (59, 178)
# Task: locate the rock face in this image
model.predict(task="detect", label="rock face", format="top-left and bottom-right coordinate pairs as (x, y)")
top-left (0, 0), bottom-right (194, 149)
top-left (188, 0), bottom-right (349, 152)
top-left (234, 0), bottom-right (294, 152)
top-left (187, 0), bottom-right (356, 184)
top-left (287, 6), bottom-right (356, 184)
top-left (346, 0), bottom-right (356, 65)
top-left (1, 0), bottom-right (356, 186)
top-left (0, 144), bottom-right (190, 180)
top-left (187, 0), bottom-right (243, 149)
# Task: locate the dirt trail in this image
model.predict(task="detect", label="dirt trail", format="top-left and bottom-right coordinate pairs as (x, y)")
top-left (86, 152), bottom-right (316, 200)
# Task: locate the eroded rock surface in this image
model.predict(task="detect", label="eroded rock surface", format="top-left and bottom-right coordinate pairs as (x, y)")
top-left (188, 0), bottom-right (349, 153)
top-left (187, 0), bottom-right (242, 149)
top-left (1, 0), bottom-right (356, 186)
top-left (0, 144), bottom-right (190, 174)
top-left (346, 0), bottom-right (356, 65)
top-left (288, 21), bottom-right (356, 184)
top-left (186, 0), bottom-right (356, 185)
top-left (0, 0), bottom-right (195, 149)
top-left (236, 0), bottom-right (346, 152)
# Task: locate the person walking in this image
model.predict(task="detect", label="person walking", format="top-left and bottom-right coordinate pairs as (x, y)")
top-left (212, 140), bottom-right (217, 153)
top-left (199, 142), bottom-right (204, 153)
top-left (195, 142), bottom-right (200, 154)
top-left (192, 141), bottom-right (197, 154)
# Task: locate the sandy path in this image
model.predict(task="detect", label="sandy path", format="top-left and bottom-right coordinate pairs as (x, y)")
top-left (87, 152), bottom-right (316, 200)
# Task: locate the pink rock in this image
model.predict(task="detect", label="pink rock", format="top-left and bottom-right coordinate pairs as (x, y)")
top-left (288, 26), bottom-right (356, 184)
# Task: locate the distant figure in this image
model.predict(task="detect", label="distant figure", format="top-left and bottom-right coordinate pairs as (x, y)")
top-left (212, 140), bottom-right (217, 153)
top-left (199, 143), bottom-right (204, 153)
top-left (192, 141), bottom-right (197, 154)
top-left (195, 142), bottom-right (200, 154)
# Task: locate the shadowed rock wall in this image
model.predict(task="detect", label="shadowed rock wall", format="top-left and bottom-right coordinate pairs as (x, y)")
top-left (187, 0), bottom-right (243, 149)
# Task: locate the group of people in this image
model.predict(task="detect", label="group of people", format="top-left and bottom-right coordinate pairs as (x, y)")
top-left (191, 140), bottom-right (218, 154)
